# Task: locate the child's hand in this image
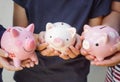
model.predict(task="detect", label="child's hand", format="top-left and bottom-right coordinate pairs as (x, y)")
top-left (40, 47), bottom-right (60, 56)
top-left (38, 31), bottom-right (46, 43)
top-left (37, 31), bottom-right (46, 50)
top-left (21, 58), bottom-right (38, 68)
top-left (0, 49), bottom-right (23, 71)
top-left (59, 46), bottom-right (80, 60)
top-left (91, 41), bottom-right (120, 66)
top-left (80, 35), bottom-right (96, 61)
top-left (59, 34), bottom-right (81, 60)
top-left (81, 48), bottom-right (96, 61)
top-left (91, 52), bottom-right (120, 66)
top-left (37, 31), bottom-right (60, 56)
top-left (111, 41), bottom-right (120, 54)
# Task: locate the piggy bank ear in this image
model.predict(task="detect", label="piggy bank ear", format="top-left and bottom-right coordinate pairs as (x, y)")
top-left (6, 27), bottom-right (12, 32)
top-left (46, 22), bottom-right (54, 31)
top-left (26, 23), bottom-right (34, 32)
top-left (83, 24), bottom-right (91, 33)
top-left (11, 29), bottom-right (19, 37)
top-left (68, 27), bottom-right (76, 38)
top-left (98, 33), bottom-right (108, 44)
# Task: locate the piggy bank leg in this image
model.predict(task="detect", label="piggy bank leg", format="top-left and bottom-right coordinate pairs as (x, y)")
top-left (13, 58), bottom-right (21, 67)
top-left (30, 53), bottom-right (38, 65)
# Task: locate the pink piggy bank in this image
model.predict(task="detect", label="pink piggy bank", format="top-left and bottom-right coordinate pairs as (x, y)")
top-left (45, 22), bottom-right (76, 55)
top-left (1, 24), bottom-right (38, 67)
top-left (82, 25), bottom-right (120, 61)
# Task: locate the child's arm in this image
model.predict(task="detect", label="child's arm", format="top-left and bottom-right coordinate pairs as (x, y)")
top-left (0, 25), bottom-right (6, 68)
top-left (92, 1), bottom-right (120, 66)
top-left (0, 49), bottom-right (7, 68)
top-left (0, 48), bottom-right (23, 71)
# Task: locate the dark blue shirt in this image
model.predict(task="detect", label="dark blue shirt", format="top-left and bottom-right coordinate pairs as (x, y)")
top-left (13, 0), bottom-right (112, 82)
top-left (0, 25), bottom-right (6, 82)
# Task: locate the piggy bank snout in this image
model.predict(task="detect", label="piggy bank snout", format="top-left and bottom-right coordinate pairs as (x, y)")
top-left (82, 40), bottom-right (90, 50)
top-left (24, 39), bottom-right (36, 51)
top-left (53, 38), bottom-right (64, 47)
top-left (29, 40), bottom-right (36, 48)
top-left (54, 38), bottom-right (63, 43)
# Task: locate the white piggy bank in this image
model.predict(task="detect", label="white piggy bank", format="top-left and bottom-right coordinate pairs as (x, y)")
top-left (45, 22), bottom-right (76, 55)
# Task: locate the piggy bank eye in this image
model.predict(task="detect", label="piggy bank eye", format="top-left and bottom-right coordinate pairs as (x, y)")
top-left (66, 38), bottom-right (69, 41)
top-left (95, 43), bottom-right (99, 46)
top-left (50, 36), bottom-right (52, 38)
top-left (25, 37), bottom-right (28, 39)
top-left (25, 36), bottom-right (30, 39)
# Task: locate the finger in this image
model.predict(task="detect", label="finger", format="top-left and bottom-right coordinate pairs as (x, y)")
top-left (65, 48), bottom-right (76, 58)
top-left (0, 57), bottom-right (22, 71)
top-left (41, 48), bottom-right (54, 56)
top-left (0, 49), bottom-right (8, 57)
top-left (3, 60), bottom-right (23, 71)
top-left (22, 62), bottom-right (33, 68)
top-left (21, 59), bottom-right (32, 67)
top-left (6, 65), bottom-right (23, 71)
top-left (85, 55), bottom-right (96, 61)
top-left (34, 34), bottom-right (39, 44)
top-left (111, 42), bottom-right (120, 53)
top-left (91, 60), bottom-right (112, 66)
top-left (39, 31), bottom-right (45, 43)
top-left (92, 59), bottom-right (119, 66)
top-left (80, 48), bottom-right (88, 56)
top-left (28, 60), bottom-right (37, 67)
top-left (37, 43), bottom-right (48, 51)
top-left (29, 61), bottom-right (35, 67)
top-left (49, 50), bottom-right (60, 56)
top-left (21, 59), bottom-right (37, 68)
top-left (69, 46), bottom-right (80, 56)
top-left (7, 65), bottom-right (23, 71)
top-left (54, 51), bottom-right (61, 56)
top-left (75, 34), bottom-right (82, 50)
top-left (59, 54), bottom-right (70, 60)
top-left (34, 60), bottom-right (39, 65)
top-left (21, 59), bottom-right (31, 65)
top-left (80, 36), bottom-right (84, 40)
top-left (91, 53), bottom-right (120, 66)
top-left (25, 63), bottom-right (31, 68)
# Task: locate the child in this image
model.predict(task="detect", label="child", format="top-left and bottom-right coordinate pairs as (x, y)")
top-left (12, 0), bottom-right (112, 82)
top-left (81, 0), bottom-right (120, 82)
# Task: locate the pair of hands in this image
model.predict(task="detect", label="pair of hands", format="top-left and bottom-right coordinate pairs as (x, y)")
top-left (0, 49), bottom-right (38, 71)
top-left (37, 31), bottom-right (81, 60)
top-left (0, 49), bottom-right (22, 71)
top-left (81, 41), bottom-right (120, 66)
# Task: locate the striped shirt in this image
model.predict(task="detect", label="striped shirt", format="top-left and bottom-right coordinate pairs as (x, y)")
top-left (105, 64), bottom-right (120, 82)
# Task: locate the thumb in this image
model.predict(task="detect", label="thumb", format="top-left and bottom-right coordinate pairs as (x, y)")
top-left (37, 43), bottom-right (48, 51)
top-left (111, 42), bottom-right (120, 54)
top-left (39, 31), bottom-right (45, 43)
top-left (0, 49), bottom-right (8, 57)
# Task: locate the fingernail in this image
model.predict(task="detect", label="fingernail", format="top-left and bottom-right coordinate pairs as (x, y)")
top-left (35, 62), bottom-right (39, 65)
top-left (4, 52), bottom-right (8, 57)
